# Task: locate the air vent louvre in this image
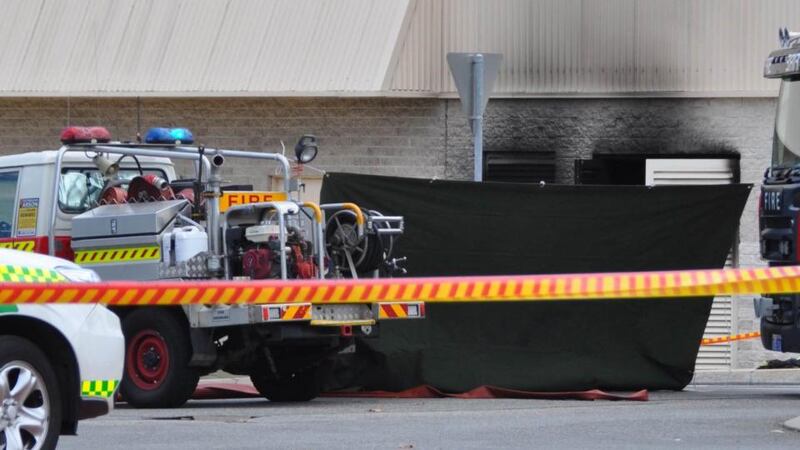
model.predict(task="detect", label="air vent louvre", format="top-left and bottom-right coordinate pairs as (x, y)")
top-left (484, 151), bottom-right (555, 183)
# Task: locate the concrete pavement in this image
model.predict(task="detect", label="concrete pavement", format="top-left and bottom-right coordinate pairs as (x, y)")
top-left (691, 368), bottom-right (800, 385)
top-left (59, 385), bottom-right (800, 449)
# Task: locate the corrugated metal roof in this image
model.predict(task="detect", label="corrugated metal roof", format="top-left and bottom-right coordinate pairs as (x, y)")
top-left (389, 0), bottom-right (800, 96)
top-left (3, 0), bottom-right (799, 97)
top-left (0, 0), bottom-right (411, 96)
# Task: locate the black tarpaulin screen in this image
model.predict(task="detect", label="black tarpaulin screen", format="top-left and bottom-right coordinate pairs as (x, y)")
top-left (320, 173), bottom-right (752, 392)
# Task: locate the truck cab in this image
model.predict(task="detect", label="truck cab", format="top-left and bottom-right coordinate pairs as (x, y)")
top-left (758, 28), bottom-right (800, 352)
top-left (0, 150), bottom-right (176, 259)
top-left (0, 127), bottom-right (424, 408)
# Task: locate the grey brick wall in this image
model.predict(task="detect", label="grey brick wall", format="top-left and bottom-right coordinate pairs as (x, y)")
top-left (0, 97), bottom-right (447, 188)
top-left (0, 96), bottom-right (784, 368)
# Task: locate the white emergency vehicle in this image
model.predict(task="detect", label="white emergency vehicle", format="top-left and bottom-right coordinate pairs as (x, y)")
top-left (0, 249), bottom-right (124, 450)
top-left (0, 126), bottom-right (422, 409)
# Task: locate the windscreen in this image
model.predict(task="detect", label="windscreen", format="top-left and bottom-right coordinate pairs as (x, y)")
top-left (773, 79), bottom-right (800, 167)
top-left (58, 168), bottom-right (167, 213)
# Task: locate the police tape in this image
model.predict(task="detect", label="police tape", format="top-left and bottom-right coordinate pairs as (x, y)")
top-left (0, 265), bottom-right (799, 305)
top-left (700, 332), bottom-right (761, 346)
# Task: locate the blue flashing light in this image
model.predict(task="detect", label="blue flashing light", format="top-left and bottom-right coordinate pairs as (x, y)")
top-left (144, 127), bottom-right (194, 145)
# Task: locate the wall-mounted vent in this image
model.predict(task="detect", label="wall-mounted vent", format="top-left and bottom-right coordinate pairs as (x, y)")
top-left (484, 151), bottom-right (555, 183)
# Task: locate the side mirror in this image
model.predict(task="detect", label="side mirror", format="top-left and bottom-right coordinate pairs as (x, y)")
top-left (295, 135), bottom-right (318, 164)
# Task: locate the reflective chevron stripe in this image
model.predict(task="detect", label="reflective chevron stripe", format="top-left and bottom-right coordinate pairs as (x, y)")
top-left (0, 240), bottom-right (36, 252)
top-left (262, 303), bottom-right (313, 321)
top-left (74, 246), bottom-right (161, 264)
top-left (378, 302), bottom-right (425, 319)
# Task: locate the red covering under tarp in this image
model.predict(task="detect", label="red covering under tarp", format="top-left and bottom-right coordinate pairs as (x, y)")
top-left (193, 382), bottom-right (648, 401)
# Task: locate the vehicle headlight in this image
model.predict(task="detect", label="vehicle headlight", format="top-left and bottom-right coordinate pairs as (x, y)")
top-left (55, 266), bottom-right (102, 283)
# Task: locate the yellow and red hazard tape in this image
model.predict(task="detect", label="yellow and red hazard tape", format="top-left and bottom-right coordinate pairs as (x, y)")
top-left (700, 331), bottom-right (761, 346)
top-left (0, 265), bottom-right (799, 306)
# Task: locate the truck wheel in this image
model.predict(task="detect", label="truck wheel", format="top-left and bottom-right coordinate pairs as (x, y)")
top-left (250, 366), bottom-right (321, 402)
top-left (0, 335), bottom-right (61, 450)
top-left (120, 309), bottom-right (199, 408)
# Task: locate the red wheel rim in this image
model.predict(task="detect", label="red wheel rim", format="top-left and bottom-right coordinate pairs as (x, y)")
top-left (126, 330), bottom-right (170, 391)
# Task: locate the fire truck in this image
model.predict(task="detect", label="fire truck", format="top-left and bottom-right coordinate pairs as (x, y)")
top-left (757, 28), bottom-right (800, 353)
top-left (0, 126), bottom-right (423, 408)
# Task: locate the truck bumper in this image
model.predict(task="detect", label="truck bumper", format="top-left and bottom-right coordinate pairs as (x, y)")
top-left (186, 302), bottom-right (426, 329)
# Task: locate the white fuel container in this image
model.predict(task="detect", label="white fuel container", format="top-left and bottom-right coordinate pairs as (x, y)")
top-left (172, 226), bottom-right (208, 262)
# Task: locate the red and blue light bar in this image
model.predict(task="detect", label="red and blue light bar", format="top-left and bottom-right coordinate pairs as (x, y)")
top-left (59, 126), bottom-right (195, 145)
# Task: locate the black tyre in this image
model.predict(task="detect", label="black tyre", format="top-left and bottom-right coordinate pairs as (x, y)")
top-left (250, 365), bottom-right (321, 403)
top-left (0, 335), bottom-right (62, 450)
top-left (120, 308), bottom-right (199, 408)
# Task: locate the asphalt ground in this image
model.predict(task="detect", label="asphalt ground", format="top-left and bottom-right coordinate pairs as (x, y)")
top-left (60, 385), bottom-right (800, 449)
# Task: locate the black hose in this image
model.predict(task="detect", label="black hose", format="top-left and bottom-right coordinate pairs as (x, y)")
top-left (114, 154), bottom-right (144, 175)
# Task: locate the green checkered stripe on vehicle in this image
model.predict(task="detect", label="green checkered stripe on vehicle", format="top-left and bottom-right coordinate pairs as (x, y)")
top-left (0, 265), bottom-right (66, 283)
top-left (81, 380), bottom-right (119, 398)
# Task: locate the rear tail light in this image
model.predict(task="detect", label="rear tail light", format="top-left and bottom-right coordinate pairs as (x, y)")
top-left (32, 236), bottom-right (74, 261)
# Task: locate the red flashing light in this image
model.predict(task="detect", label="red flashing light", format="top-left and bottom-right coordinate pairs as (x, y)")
top-left (60, 126), bottom-right (111, 144)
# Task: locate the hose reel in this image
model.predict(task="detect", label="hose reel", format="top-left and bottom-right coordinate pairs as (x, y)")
top-left (325, 209), bottom-right (400, 276)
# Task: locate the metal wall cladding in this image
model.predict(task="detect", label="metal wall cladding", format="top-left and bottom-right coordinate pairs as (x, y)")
top-left (2, 0), bottom-right (799, 97)
top-left (390, 0), bottom-right (800, 96)
top-left (0, 0), bottom-right (411, 95)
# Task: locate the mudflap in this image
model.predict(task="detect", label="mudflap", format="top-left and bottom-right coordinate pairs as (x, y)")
top-left (188, 327), bottom-right (217, 367)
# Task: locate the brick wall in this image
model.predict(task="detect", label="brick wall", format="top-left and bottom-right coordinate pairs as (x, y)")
top-left (0, 97), bottom-right (447, 188)
top-left (0, 96), bottom-right (783, 368)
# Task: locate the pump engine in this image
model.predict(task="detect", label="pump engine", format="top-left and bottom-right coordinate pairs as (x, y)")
top-left (227, 223), bottom-right (316, 280)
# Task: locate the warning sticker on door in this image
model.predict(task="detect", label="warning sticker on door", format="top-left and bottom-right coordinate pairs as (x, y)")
top-left (17, 198), bottom-right (38, 237)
